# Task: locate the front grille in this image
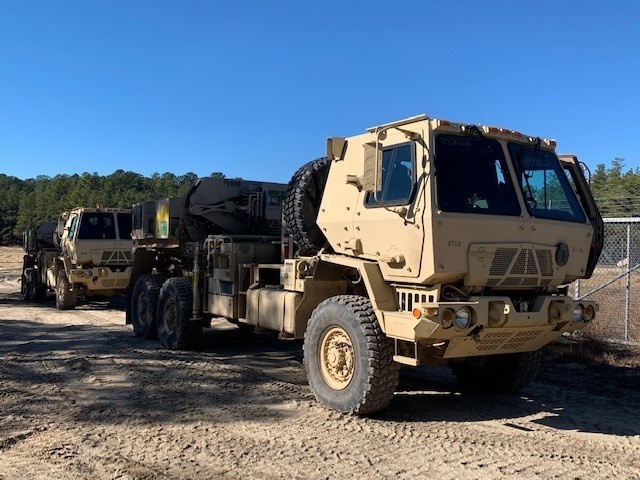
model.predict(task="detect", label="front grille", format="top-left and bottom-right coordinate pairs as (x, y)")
top-left (489, 248), bottom-right (518, 276)
top-left (536, 250), bottom-right (554, 276)
top-left (487, 246), bottom-right (555, 285)
top-left (100, 250), bottom-right (132, 264)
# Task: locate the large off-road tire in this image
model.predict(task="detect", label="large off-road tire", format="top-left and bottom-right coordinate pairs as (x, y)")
top-left (304, 295), bottom-right (399, 415)
top-left (130, 274), bottom-right (166, 339)
top-left (21, 270), bottom-right (33, 301)
top-left (283, 157), bottom-right (331, 256)
top-left (52, 231), bottom-right (61, 249)
top-left (156, 277), bottom-right (202, 350)
top-left (21, 256), bottom-right (36, 301)
top-left (33, 283), bottom-right (47, 302)
top-left (55, 271), bottom-right (78, 310)
top-left (451, 350), bottom-right (542, 393)
top-left (23, 269), bottom-right (46, 302)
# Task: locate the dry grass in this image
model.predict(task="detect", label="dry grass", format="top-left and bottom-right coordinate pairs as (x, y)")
top-left (550, 334), bottom-right (640, 369)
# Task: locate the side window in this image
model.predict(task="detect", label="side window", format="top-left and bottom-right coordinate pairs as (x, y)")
top-left (366, 143), bottom-right (414, 206)
top-left (117, 213), bottom-right (133, 240)
top-left (67, 216), bottom-right (78, 240)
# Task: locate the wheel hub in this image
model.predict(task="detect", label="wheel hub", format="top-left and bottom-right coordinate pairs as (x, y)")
top-left (319, 327), bottom-right (354, 390)
top-left (137, 293), bottom-right (149, 325)
top-left (164, 298), bottom-right (176, 332)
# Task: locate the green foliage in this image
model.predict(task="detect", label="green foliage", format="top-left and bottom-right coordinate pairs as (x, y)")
top-left (589, 158), bottom-right (640, 217)
top-left (0, 170), bottom-right (208, 244)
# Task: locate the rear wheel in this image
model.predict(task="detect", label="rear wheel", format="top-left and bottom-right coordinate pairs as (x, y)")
top-left (283, 157), bottom-right (331, 256)
top-left (21, 256), bottom-right (36, 301)
top-left (304, 295), bottom-right (399, 415)
top-left (55, 271), bottom-right (78, 310)
top-left (21, 271), bottom-right (33, 301)
top-left (451, 350), bottom-right (542, 393)
top-left (130, 274), bottom-right (166, 339)
top-left (156, 277), bottom-right (202, 350)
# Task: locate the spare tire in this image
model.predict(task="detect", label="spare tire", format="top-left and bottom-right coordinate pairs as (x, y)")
top-left (283, 157), bottom-right (331, 256)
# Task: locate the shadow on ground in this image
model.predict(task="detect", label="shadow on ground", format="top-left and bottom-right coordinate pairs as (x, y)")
top-left (1, 314), bottom-right (639, 436)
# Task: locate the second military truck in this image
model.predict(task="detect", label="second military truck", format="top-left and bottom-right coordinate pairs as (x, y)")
top-left (126, 114), bottom-right (603, 415)
top-left (22, 207), bottom-right (133, 309)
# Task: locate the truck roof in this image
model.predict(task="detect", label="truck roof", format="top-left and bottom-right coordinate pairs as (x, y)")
top-left (364, 114), bottom-right (557, 150)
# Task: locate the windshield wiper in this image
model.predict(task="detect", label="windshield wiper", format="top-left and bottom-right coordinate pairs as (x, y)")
top-left (528, 137), bottom-right (541, 176)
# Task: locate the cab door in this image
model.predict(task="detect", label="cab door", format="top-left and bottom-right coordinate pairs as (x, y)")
top-left (61, 214), bottom-right (79, 265)
top-left (559, 154), bottom-right (604, 277)
top-left (352, 134), bottom-right (426, 279)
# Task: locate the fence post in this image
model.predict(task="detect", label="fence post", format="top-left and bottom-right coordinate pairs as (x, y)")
top-left (625, 224), bottom-right (631, 341)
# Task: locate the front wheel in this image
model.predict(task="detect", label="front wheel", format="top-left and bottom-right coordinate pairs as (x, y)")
top-left (156, 277), bottom-right (201, 350)
top-left (304, 295), bottom-right (399, 415)
top-left (55, 271), bottom-right (78, 310)
top-left (451, 350), bottom-right (542, 393)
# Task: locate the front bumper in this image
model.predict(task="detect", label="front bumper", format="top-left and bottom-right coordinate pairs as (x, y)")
top-left (68, 266), bottom-right (132, 291)
top-left (382, 295), bottom-right (597, 358)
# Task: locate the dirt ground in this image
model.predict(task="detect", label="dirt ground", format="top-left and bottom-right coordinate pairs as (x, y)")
top-left (1, 246), bottom-right (640, 479)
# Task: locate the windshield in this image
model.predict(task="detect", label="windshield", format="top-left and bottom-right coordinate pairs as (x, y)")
top-left (434, 134), bottom-right (521, 216)
top-left (508, 143), bottom-right (586, 223)
top-left (78, 212), bottom-right (117, 240)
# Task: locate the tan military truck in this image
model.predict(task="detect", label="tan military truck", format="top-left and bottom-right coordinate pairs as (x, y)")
top-left (127, 114), bottom-right (602, 415)
top-left (22, 207), bottom-right (133, 310)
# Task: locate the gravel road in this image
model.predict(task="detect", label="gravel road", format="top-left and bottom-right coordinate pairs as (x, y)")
top-left (1, 246), bottom-right (639, 479)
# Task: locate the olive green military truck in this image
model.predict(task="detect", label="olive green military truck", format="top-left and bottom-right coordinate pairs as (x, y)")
top-left (22, 207), bottom-right (133, 309)
top-left (126, 114), bottom-right (602, 415)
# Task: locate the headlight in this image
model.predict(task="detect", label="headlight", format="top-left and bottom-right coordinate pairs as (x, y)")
top-left (441, 308), bottom-right (455, 329)
top-left (76, 270), bottom-right (84, 278)
top-left (454, 307), bottom-right (473, 330)
top-left (583, 304), bottom-right (595, 322)
top-left (488, 301), bottom-right (507, 327)
top-left (572, 304), bottom-right (584, 323)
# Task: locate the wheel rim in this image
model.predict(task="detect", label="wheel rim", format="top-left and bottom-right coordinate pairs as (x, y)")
top-left (319, 326), bottom-right (355, 390)
top-left (136, 291), bottom-right (149, 326)
top-left (163, 297), bottom-right (177, 333)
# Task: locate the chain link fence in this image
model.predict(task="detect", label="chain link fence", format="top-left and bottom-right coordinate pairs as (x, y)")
top-left (572, 218), bottom-right (640, 345)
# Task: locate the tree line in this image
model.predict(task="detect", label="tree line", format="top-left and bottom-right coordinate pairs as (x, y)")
top-left (1, 159), bottom-right (637, 244)
top-left (0, 170), bottom-right (226, 244)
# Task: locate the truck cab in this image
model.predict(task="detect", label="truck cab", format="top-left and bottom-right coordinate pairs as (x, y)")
top-left (51, 207), bottom-right (133, 308)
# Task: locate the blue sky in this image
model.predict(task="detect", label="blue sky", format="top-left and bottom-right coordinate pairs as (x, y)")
top-left (1, 1), bottom-right (638, 183)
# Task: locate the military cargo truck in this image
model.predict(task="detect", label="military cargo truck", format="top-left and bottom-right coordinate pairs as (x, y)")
top-left (22, 207), bottom-right (133, 309)
top-left (127, 114), bottom-right (602, 415)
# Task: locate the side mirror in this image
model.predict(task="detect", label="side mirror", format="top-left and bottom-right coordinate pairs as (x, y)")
top-left (326, 137), bottom-right (347, 161)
